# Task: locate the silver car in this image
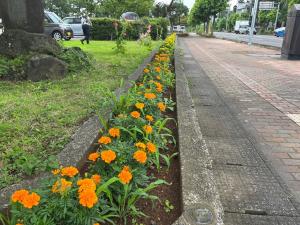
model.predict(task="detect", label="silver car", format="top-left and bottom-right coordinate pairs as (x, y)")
top-left (63, 17), bottom-right (84, 36)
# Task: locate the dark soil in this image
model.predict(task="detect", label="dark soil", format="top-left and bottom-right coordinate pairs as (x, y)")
top-left (129, 87), bottom-right (182, 225)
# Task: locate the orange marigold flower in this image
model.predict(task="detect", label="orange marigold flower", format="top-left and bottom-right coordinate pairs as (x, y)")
top-left (52, 169), bottom-right (60, 175)
top-left (91, 174), bottom-right (101, 184)
top-left (133, 150), bottom-right (147, 164)
top-left (94, 223), bottom-right (100, 225)
top-left (155, 67), bottom-right (161, 73)
top-left (147, 142), bottom-right (157, 153)
top-left (11, 189), bottom-right (29, 203)
top-left (109, 128), bottom-right (120, 138)
top-left (16, 223), bottom-right (24, 225)
top-left (61, 166), bottom-right (79, 178)
top-left (101, 150), bottom-right (116, 164)
top-left (88, 152), bottom-right (100, 162)
top-left (135, 103), bottom-right (145, 110)
top-left (154, 82), bottom-right (163, 93)
top-left (144, 93), bottom-right (156, 100)
top-left (98, 136), bottom-right (112, 145)
top-left (157, 102), bottom-right (166, 112)
top-left (118, 166), bottom-right (132, 184)
top-left (22, 192), bottom-right (40, 209)
top-left (52, 178), bottom-right (72, 194)
top-left (146, 115), bottom-right (154, 122)
top-left (156, 75), bottom-right (161, 80)
top-left (77, 178), bottom-right (96, 193)
top-left (135, 142), bottom-right (146, 150)
top-left (79, 189), bottom-right (98, 208)
top-left (143, 125), bottom-right (153, 134)
top-left (144, 68), bottom-right (150, 73)
top-left (130, 111), bottom-right (140, 119)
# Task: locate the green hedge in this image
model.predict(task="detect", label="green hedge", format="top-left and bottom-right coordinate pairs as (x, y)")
top-left (90, 17), bottom-right (169, 41)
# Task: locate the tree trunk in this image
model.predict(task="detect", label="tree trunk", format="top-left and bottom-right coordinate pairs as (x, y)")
top-left (211, 16), bottom-right (216, 36)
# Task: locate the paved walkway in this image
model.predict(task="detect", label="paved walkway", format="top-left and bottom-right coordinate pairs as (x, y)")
top-left (214, 32), bottom-right (283, 48)
top-left (178, 36), bottom-right (300, 224)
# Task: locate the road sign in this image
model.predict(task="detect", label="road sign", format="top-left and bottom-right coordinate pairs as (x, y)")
top-left (259, 1), bottom-right (276, 10)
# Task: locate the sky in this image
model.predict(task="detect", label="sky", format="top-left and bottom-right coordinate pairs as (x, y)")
top-left (157, 0), bottom-right (237, 9)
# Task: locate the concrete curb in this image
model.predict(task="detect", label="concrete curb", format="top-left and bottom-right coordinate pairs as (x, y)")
top-left (0, 49), bottom-right (158, 210)
top-left (172, 44), bottom-right (224, 225)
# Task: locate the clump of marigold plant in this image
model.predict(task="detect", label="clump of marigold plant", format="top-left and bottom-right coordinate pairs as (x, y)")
top-left (101, 150), bottom-right (117, 164)
top-left (12, 190), bottom-right (41, 209)
top-left (143, 125), bottom-right (153, 134)
top-left (131, 111), bottom-right (140, 119)
top-left (109, 128), bottom-right (120, 138)
top-left (61, 166), bottom-right (79, 178)
top-left (98, 136), bottom-right (112, 145)
top-left (133, 150), bottom-right (147, 164)
top-left (118, 166), bottom-right (133, 184)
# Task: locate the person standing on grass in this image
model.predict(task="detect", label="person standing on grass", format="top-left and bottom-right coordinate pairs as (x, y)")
top-left (81, 16), bottom-right (91, 44)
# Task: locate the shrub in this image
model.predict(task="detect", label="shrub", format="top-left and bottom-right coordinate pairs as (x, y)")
top-left (90, 17), bottom-right (169, 41)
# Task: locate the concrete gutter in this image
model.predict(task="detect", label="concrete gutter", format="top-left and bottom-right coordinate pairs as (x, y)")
top-left (172, 44), bottom-right (224, 225)
top-left (0, 49), bottom-right (158, 210)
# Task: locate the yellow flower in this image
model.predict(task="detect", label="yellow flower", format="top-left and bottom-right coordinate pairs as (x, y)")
top-left (146, 115), bottom-right (154, 122)
top-left (52, 178), bottom-right (72, 194)
top-left (157, 102), bottom-right (166, 112)
top-left (147, 142), bottom-right (157, 153)
top-left (61, 166), bottom-right (79, 178)
top-left (144, 68), bottom-right (150, 73)
top-left (109, 128), bottom-right (120, 138)
top-left (156, 75), bottom-right (161, 80)
top-left (144, 93), bottom-right (156, 100)
top-left (155, 67), bottom-right (161, 73)
top-left (51, 169), bottom-right (60, 175)
top-left (118, 166), bottom-right (132, 184)
top-left (131, 111), bottom-right (141, 119)
top-left (98, 136), bottom-right (112, 145)
top-left (91, 174), bottom-right (101, 184)
top-left (143, 125), bottom-right (153, 134)
top-left (88, 152), bottom-right (100, 162)
top-left (135, 142), bottom-right (146, 150)
top-left (133, 150), bottom-right (147, 164)
top-left (101, 150), bottom-right (117, 164)
top-left (135, 102), bottom-right (145, 110)
top-left (21, 192), bottom-right (40, 209)
top-left (11, 190), bottom-right (29, 203)
top-left (79, 189), bottom-right (98, 208)
top-left (77, 178), bottom-right (96, 193)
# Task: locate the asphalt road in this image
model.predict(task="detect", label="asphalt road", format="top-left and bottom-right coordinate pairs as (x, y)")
top-left (214, 32), bottom-right (283, 48)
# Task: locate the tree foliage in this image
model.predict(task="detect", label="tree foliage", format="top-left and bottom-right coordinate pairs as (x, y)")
top-left (44, 0), bottom-right (155, 18)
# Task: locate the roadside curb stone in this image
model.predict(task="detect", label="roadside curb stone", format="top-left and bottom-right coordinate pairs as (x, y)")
top-left (0, 49), bottom-right (158, 211)
top-left (172, 43), bottom-right (224, 225)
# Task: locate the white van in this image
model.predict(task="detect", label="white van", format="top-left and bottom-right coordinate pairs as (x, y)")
top-left (173, 25), bottom-right (186, 33)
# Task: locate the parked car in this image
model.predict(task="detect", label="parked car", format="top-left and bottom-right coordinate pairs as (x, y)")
top-left (63, 17), bottom-right (83, 36)
top-left (44, 11), bottom-right (73, 41)
top-left (120, 12), bottom-right (139, 21)
top-left (274, 27), bottom-right (285, 37)
top-left (172, 25), bottom-right (186, 33)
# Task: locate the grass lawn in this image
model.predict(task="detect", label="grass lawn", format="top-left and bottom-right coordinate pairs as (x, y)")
top-left (0, 40), bottom-right (160, 189)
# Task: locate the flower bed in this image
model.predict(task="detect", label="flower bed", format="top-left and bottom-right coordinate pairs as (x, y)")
top-left (1, 34), bottom-right (177, 225)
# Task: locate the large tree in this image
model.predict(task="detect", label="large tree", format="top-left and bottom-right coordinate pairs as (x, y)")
top-left (189, 0), bottom-right (228, 33)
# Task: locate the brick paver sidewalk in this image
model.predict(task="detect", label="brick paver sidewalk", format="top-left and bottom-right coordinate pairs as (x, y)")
top-left (178, 36), bottom-right (300, 223)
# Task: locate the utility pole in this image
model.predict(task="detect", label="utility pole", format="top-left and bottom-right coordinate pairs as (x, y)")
top-left (248, 0), bottom-right (259, 45)
top-left (274, 3), bottom-right (280, 31)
